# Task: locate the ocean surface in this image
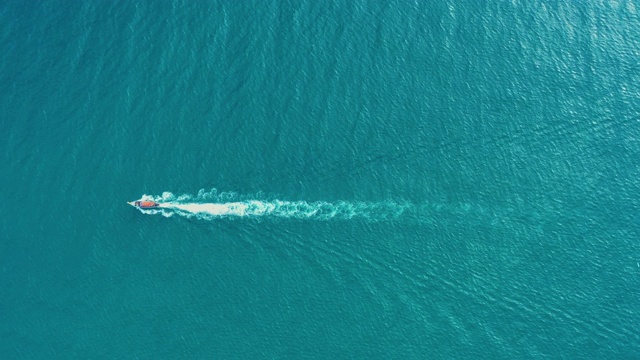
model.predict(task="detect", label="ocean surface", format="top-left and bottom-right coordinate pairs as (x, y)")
top-left (2, 0), bottom-right (640, 358)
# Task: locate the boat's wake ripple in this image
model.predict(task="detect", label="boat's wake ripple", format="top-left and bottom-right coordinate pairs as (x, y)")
top-left (133, 189), bottom-right (410, 221)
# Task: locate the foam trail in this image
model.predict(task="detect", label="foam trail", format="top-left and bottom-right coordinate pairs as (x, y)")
top-left (133, 190), bottom-right (410, 221)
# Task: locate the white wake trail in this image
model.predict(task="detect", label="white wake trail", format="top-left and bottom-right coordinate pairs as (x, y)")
top-left (133, 190), bottom-right (409, 221)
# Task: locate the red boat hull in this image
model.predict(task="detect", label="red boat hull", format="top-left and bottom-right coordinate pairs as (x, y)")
top-left (130, 200), bottom-right (160, 209)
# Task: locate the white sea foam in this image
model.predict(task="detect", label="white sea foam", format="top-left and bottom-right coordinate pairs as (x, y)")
top-left (133, 189), bottom-right (409, 221)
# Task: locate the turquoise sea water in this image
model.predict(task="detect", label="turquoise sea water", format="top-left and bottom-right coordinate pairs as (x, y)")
top-left (2, 1), bottom-right (640, 358)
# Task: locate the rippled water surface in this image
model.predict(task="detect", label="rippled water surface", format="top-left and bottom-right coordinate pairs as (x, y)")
top-left (1, 1), bottom-right (639, 358)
